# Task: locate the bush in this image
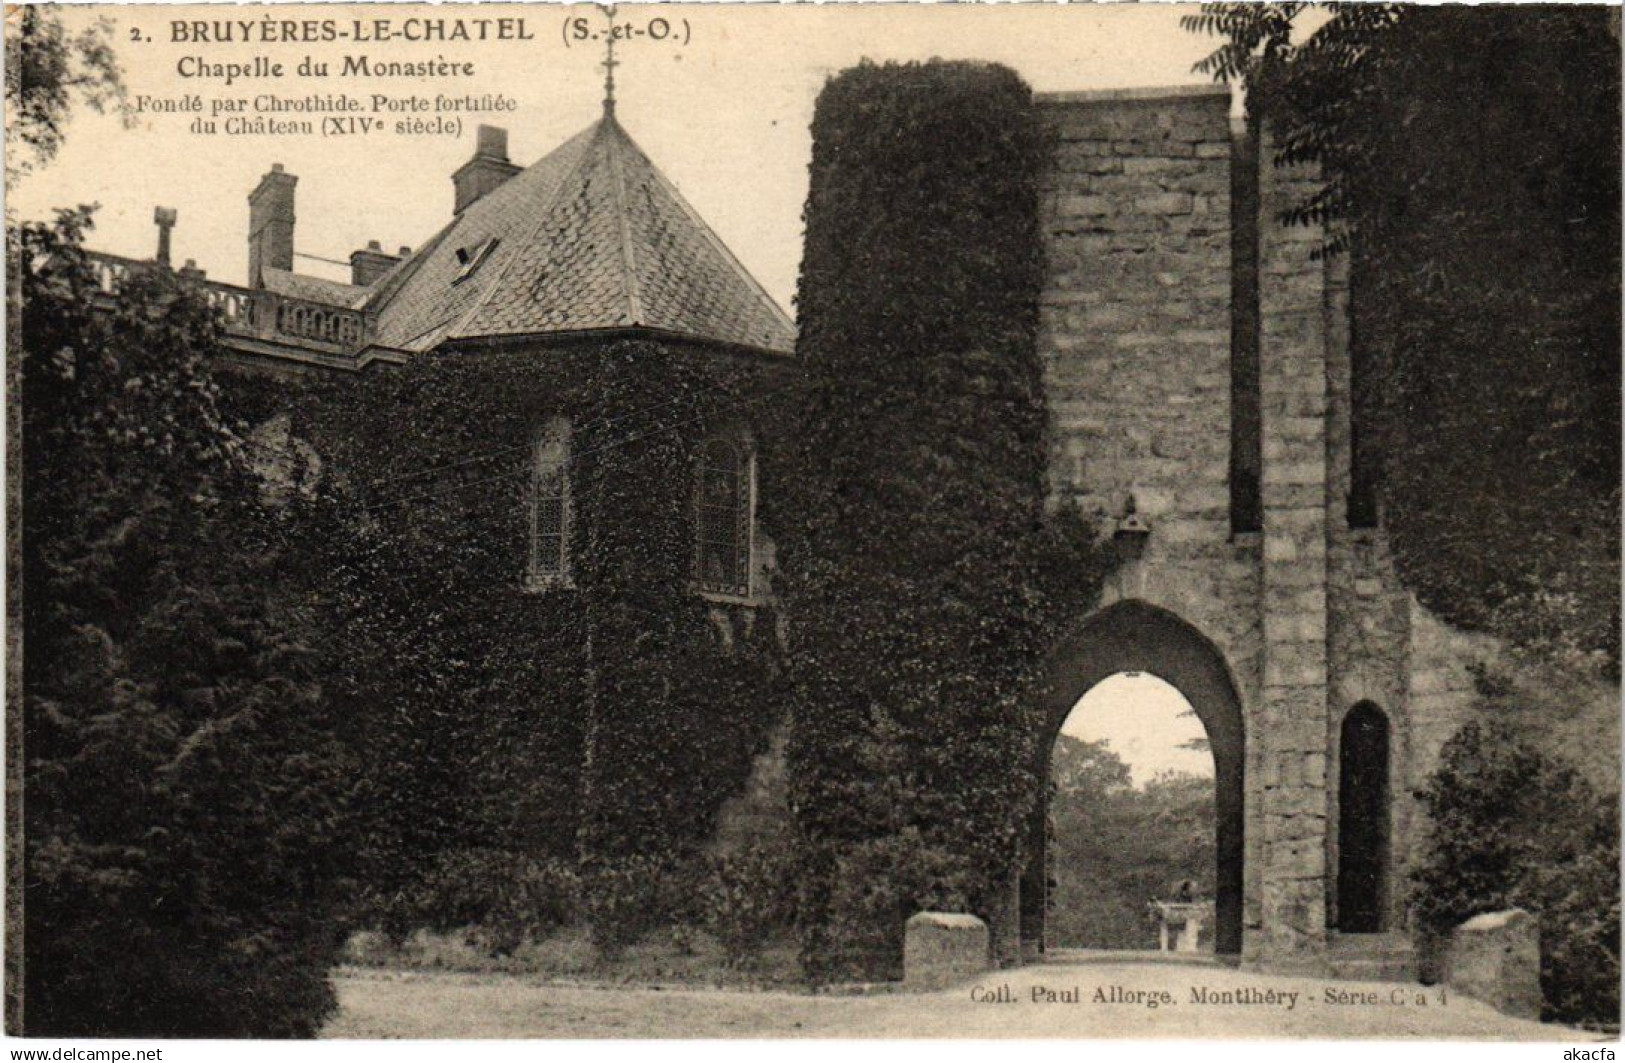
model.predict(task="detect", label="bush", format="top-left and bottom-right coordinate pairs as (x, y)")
top-left (274, 336), bottom-right (785, 932)
top-left (19, 211), bottom-right (353, 1036)
top-left (1413, 717), bottom-right (1620, 1026)
top-left (702, 842), bottom-right (796, 968)
top-left (581, 853), bottom-right (703, 961)
top-left (394, 850), bottom-right (580, 956)
top-left (804, 831), bottom-right (976, 983)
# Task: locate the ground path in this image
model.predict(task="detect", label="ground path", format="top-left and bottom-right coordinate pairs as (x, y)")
top-left (325, 950), bottom-right (1583, 1039)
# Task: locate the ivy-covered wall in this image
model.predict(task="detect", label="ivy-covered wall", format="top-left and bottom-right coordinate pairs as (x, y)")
top-left (218, 336), bottom-right (792, 934)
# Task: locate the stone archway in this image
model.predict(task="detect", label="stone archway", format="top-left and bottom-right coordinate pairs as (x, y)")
top-left (1021, 600), bottom-right (1246, 957)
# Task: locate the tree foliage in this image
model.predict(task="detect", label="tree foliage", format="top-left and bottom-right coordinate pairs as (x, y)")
top-left (1187, 5), bottom-right (1621, 667)
top-left (779, 59), bottom-right (1113, 981)
top-left (18, 211), bottom-right (353, 1036)
top-left (1048, 736), bottom-right (1215, 950)
top-left (1413, 712), bottom-right (1619, 1026)
top-left (6, 6), bottom-right (126, 181)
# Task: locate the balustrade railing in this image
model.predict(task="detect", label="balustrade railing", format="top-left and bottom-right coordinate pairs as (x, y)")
top-left (85, 251), bottom-right (371, 355)
top-left (91, 255), bottom-right (132, 296)
top-left (273, 294), bottom-right (366, 348)
top-left (204, 284), bottom-right (257, 328)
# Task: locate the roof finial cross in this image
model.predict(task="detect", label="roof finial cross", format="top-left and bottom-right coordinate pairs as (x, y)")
top-left (600, 4), bottom-right (619, 116)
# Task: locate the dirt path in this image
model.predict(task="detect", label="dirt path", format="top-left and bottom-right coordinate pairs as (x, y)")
top-left (325, 953), bottom-right (1581, 1039)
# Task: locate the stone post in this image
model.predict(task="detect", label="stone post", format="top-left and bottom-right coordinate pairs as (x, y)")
top-left (1444, 910), bottom-right (1542, 1020)
top-left (153, 207), bottom-right (177, 267)
top-left (904, 912), bottom-right (991, 989)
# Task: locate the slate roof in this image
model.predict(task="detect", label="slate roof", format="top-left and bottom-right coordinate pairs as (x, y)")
top-left (261, 267), bottom-right (370, 309)
top-left (365, 114), bottom-right (795, 356)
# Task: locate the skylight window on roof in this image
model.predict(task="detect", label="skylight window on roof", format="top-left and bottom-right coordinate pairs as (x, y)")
top-left (453, 237), bottom-right (499, 283)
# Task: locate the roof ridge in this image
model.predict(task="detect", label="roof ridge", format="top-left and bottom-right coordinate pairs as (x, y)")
top-left (446, 119), bottom-right (607, 342)
top-left (361, 217), bottom-right (458, 315)
top-left (604, 116), bottom-right (645, 327)
top-left (614, 124), bottom-right (795, 338)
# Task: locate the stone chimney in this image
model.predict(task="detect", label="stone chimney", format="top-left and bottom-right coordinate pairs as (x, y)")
top-left (153, 207), bottom-right (177, 267)
top-left (350, 239), bottom-right (402, 286)
top-left (452, 125), bottom-right (520, 214)
top-left (248, 163), bottom-right (297, 287)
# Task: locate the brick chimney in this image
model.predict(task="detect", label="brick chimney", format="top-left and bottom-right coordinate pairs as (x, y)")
top-left (248, 163), bottom-right (297, 287)
top-left (350, 239), bottom-right (402, 286)
top-left (452, 126), bottom-right (520, 214)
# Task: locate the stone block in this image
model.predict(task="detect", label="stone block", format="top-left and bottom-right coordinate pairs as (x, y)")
top-left (1272, 461), bottom-right (1327, 486)
top-left (1263, 483), bottom-right (1327, 510)
top-left (1181, 484), bottom-right (1230, 513)
top-left (1264, 838), bottom-right (1327, 880)
top-left (1269, 657), bottom-right (1328, 689)
top-left (1264, 587), bottom-right (1327, 617)
top-left (1445, 910), bottom-right (1542, 1021)
top-left (1122, 156), bottom-right (1203, 178)
top-left (904, 911), bottom-right (990, 989)
top-left (1057, 194), bottom-right (1112, 218)
top-left (1264, 563), bottom-right (1328, 593)
top-left (1271, 612), bottom-right (1327, 642)
top-left (1134, 485), bottom-right (1177, 517)
top-left (1157, 519), bottom-right (1225, 547)
top-left (1135, 192), bottom-right (1194, 215)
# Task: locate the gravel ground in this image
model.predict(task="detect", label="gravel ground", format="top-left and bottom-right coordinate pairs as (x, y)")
top-left (324, 952), bottom-right (1585, 1040)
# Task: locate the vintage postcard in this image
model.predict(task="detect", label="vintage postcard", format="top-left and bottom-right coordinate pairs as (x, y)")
top-left (5, 0), bottom-right (1619, 1048)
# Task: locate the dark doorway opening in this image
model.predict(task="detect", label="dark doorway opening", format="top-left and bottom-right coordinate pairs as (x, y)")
top-left (1337, 702), bottom-right (1391, 933)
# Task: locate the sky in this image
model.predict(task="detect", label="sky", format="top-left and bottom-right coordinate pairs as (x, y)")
top-left (13, 3), bottom-right (1223, 312)
top-left (1061, 672), bottom-right (1214, 787)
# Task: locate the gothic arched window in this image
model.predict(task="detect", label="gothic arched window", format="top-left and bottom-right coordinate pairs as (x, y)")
top-left (527, 417), bottom-right (572, 590)
top-left (694, 435), bottom-right (753, 598)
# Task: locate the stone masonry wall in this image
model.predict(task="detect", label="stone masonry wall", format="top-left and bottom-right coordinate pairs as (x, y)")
top-left (1032, 86), bottom-right (1552, 970)
top-left (1323, 239), bottom-right (1414, 934)
top-left (1255, 129), bottom-right (1333, 969)
top-left (1038, 86), bottom-right (1257, 677)
top-left (1036, 86), bottom-right (1269, 951)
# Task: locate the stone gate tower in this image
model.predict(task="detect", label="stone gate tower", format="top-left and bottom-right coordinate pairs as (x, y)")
top-left (1022, 84), bottom-right (1493, 975)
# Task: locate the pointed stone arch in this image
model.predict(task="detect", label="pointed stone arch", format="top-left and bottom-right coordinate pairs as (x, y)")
top-left (1021, 599), bottom-right (1246, 957)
